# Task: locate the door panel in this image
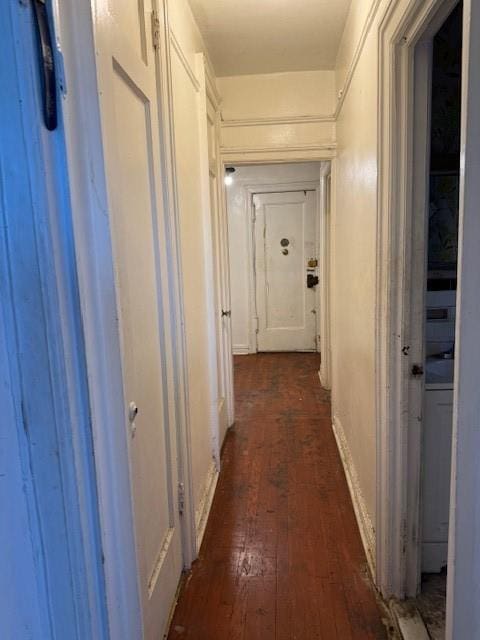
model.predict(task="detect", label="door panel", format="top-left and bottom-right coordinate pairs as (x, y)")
top-left (107, 0), bottom-right (148, 63)
top-left (254, 191), bottom-right (317, 351)
top-left (93, 1), bottom-right (182, 637)
top-left (206, 94), bottom-right (234, 441)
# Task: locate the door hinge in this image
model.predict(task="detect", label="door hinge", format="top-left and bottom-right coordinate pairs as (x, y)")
top-left (254, 316), bottom-right (259, 334)
top-left (178, 482), bottom-right (185, 515)
top-left (151, 10), bottom-right (160, 50)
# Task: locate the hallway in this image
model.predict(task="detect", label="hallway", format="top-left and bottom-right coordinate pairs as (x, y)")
top-left (168, 354), bottom-right (389, 639)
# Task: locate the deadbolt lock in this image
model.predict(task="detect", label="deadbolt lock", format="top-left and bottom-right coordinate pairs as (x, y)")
top-left (308, 259), bottom-right (318, 268)
top-left (411, 364), bottom-right (424, 376)
top-left (307, 274), bottom-right (319, 288)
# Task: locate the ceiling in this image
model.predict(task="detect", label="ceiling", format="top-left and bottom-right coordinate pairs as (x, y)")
top-left (188, 0), bottom-right (352, 77)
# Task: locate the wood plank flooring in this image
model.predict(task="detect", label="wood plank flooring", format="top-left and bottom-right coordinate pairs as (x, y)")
top-left (168, 353), bottom-right (389, 639)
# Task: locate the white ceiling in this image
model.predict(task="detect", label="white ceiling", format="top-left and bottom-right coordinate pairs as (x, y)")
top-left (188, 0), bottom-right (352, 77)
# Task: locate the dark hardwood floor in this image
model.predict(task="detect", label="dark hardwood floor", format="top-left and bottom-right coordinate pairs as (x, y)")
top-left (168, 353), bottom-right (389, 639)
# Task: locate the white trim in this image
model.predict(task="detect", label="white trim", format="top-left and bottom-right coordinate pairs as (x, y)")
top-left (221, 146), bottom-right (336, 167)
top-left (390, 601), bottom-right (430, 640)
top-left (233, 345), bottom-right (250, 355)
top-left (319, 163), bottom-right (332, 388)
top-left (221, 114), bottom-right (335, 128)
top-left (56, 3), bottom-right (199, 638)
top-left (375, 0), bottom-right (461, 602)
top-left (195, 462), bottom-right (219, 552)
top-left (243, 180), bottom-right (321, 354)
top-left (204, 55), bottom-right (236, 435)
top-left (244, 180), bottom-right (321, 193)
top-left (204, 57), bottom-right (222, 108)
top-left (196, 53), bottom-right (222, 468)
top-left (222, 142), bottom-right (336, 156)
top-left (58, 2), bottom-right (143, 637)
top-left (332, 416), bottom-right (376, 576)
top-left (335, 0), bottom-right (383, 118)
top-left (168, 28), bottom-right (200, 93)
top-left (159, 0), bottom-right (199, 568)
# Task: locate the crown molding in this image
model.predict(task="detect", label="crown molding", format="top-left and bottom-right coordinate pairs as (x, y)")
top-left (168, 28), bottom-right (200, 92)
top-left (221, 113), bottom-right (335, 128)
top-left (334, 0), bottom-right (384, 119)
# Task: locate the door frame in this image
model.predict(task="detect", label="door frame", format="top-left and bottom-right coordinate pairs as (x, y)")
top-left (1, 2), bottom-right (109, 637)
top-left (55, 0), bottom-right (196, 637)
top-left (244, 180), bottom-right (321, 353)
top-left (375, 0), bottom-right (475, 622)
top-left (199, 54), bottom-right (235, 439)
top-left (319, 163), bottom-right (333, 389)
top-left (220, 153), bottom-right (336, 372)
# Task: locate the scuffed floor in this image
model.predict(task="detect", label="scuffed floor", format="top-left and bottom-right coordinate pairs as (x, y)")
top-left (416, 572), bottom-right (447, 639)
top-left (168, 353), bottom-right (391, 639)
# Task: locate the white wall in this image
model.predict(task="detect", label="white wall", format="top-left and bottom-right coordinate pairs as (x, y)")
top-left (226, 163), bottom-right (321, 353)
top-left (218, 71), bottom-right (336, 159)
top-left (219, 70), bottom-right (335, 119)
top-left (331, 0), bottom-right (386, 553)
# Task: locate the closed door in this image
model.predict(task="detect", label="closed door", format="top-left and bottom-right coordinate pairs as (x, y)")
top-left (206, 96), bottom-right (234, 443)
top-left (254, 191), bottom-right (318, 352)
top-left (92, 2), bottom-right (183, 638)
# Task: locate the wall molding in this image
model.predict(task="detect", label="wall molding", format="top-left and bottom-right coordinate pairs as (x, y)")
top-left (221, 142), bottom-right (337, 166)
top-left (221, 113), bottom-right (336, 128)
top-left (334, 0), bottom-right (384, 119)
top-left (233, 345), bottom-right (250, 355)
top-left (195, 461), bottom-right (219, 552)
top-left (204, 56), bottom-right (222, 108)
top-left (169, 28), bottom-right (200, 92)
top-left (332, 416), bottom-right (376, 576)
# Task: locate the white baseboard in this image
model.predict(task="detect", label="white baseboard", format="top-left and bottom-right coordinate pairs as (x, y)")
top-left (233, 345), bottom-right (250, 355)
top-left (331, 415), bottom-right (376, 576)
top-left (195, 460), bottom-right (219, 552)
top-left (390, 601), bottom-right (429, 640)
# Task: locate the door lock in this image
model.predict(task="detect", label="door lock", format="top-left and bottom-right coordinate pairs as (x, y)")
top-left (307, 274), bottom-right (319, 288)
top-left (411, 364), bottom-right (424, 376)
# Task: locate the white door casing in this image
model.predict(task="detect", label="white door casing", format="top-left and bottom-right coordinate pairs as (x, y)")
top-left (254, 190), bottom-right (318, 352)
top-left (202, 59), bottom-right (234, 444)
top-left (319, 164), bottom-right (332, 389)
top-left (375, 3), bottom-right (480, 631)
top-left (91, 1), bottom-right (183, 637)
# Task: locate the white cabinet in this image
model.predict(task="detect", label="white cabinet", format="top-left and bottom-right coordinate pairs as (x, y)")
top-left (421, 386), bottom-right (453, 573)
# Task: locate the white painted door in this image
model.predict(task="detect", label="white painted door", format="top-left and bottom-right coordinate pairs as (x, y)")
top-left (254, 191), bottom-right (318, 352)
top-left (92, 2), bottom-right (183, 638)
top-left (205, 91), bottom-right (234, 443)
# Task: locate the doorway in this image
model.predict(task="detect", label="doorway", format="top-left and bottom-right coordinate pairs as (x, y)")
top-left (414, 4), bottom-right (462, 635)
top-left (376, 0), bottom-right (468, 635)
top-left (225, 162), bottom-right (329, 356)
top-left (253, 189), bottom-right (318, 352)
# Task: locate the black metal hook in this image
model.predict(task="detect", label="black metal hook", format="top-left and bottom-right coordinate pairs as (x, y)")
top-left (32, 0), bottom-right (57, 130)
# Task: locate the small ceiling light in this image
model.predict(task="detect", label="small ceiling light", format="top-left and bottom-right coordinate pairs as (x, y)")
top-left (224, 166), bottom-right (235, 186)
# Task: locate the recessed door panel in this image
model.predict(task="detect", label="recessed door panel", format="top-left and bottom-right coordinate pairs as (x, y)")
top-left (93, 2), bottom-right (183, 637)
top-left (111, 65), bottom-right (171, 586)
